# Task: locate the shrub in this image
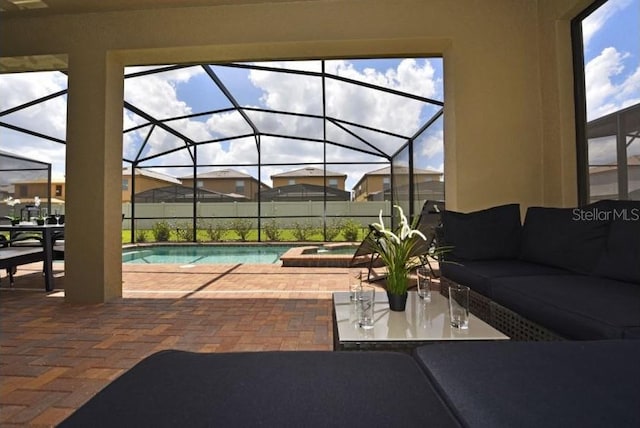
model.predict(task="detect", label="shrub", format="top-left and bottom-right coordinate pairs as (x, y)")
top-left (291, 221), bottom-right (318, 241)
top-left (204, 221), bottom-right (227, 242)
top-left (230, 218), bottom-right (253, 241)
top-left (135, 229), bottom-right (147, 243)
top-left (175, 221), bottom-right (195, 242)
top-left (324, 218), bottom-right (343, 242)
top-left (341, 219), bottom-right (361, 242)
top-left (263, 219), bottom-right (281, 241)
top-left (152, 220), bottom-right (171, 242)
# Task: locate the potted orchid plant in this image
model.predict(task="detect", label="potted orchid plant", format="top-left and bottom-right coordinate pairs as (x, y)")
top-left (369, 205), bottom-right (428, 311)
top-left (3, 197), bottom-right (21, 225)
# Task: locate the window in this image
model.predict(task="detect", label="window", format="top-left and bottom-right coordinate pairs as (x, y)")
top-left (196, 180), bottom-right (204, 188)
top-left (328, 178), bottom-right (338, 188)
top-left (235, 180), bottom-right (245, 194)
top-left (573, 0), bottom-right (640, 202)
top-left (288, 179), bottom-right (296, 185)
top-left (122, 179), bottom-right (129, 191)
top-left (55, 185), bottom-right (62, 197)
top-left (382, 177), bottom-right (390, 190)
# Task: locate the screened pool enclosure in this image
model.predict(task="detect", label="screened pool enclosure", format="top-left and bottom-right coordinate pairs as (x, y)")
top-left (0, 59), bottom-right (445, 242)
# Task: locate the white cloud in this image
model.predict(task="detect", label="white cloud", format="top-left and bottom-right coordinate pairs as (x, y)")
top-left (0, 72), bottom-right (67, 176)
top-left (2, 60), bottom-right (444, 188)
top-left (582, 0), bottom-right (632, 49)
top-left (585, 47), bottom-right (640, 120)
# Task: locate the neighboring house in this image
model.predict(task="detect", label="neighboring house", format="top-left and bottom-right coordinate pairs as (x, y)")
top-left (134, 184), bottom-right (247, 203)
top-left (180, 168), bottom-right (269, 202)
top-left (12, 178), bottom-right (66, 202)
top-left (352, 166), bottom-right (443, 202)
top-left (122, 167), bottom-right (181, 203)
top-left (588, 155), bottom-right (640, 202)
top-left (259, 183), bottom-right (351, 202)
top-left (271, 167), bottom-right (347, 190)
top-left (368, 180), bottom-right (445, 202)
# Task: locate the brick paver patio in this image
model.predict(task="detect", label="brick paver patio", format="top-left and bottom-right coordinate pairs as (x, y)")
top-left (0, 262), bottom-right (378, 427)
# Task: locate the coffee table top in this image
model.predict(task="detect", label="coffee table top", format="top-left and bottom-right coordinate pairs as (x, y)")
top-left (333, 291), bottom-right (509, 345)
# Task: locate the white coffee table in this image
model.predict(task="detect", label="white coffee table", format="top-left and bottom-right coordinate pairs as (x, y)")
top-left (332, 291), bottom-right (509, 351)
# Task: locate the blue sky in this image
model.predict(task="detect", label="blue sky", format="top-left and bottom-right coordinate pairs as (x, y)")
top-left (0, 0), bottom-right (638, 187)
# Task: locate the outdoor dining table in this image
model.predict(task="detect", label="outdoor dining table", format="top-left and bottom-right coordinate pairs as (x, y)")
top-left (0, 223), bottom-right (64, 292)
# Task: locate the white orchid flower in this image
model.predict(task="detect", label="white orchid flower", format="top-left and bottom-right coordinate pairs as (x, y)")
top-left (371, 209), bottom-right (386, 233)
top-left (378, 228), bottom-right (401, 245)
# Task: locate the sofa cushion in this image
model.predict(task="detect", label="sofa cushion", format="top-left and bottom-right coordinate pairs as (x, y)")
top-left (413, 340), bottom-right (640, 428)
top-left (520, 205), bottom-right (609, 274)
top-left (441, 259), bottom-right (571, 298)
top-left (491, 275), bottom-right (640, 339)
top-left (593, 200), bottom-right (640, 284)
top-left (60, 350), bottom-right (461, 428)
top-left (441, 204), bottom-right (521, 261)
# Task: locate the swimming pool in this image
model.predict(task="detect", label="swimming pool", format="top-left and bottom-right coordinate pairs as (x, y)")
top-left (123, 245), bottom-right (295, 264)
top-left (122, 243), bottom-right (358, 265)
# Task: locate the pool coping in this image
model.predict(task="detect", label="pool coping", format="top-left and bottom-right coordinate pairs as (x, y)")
top-left (280, 243), bottom-right (359, 267)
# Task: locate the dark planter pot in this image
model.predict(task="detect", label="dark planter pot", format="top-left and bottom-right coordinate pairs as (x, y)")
top-left (36, 219), bottom-right (45, 225)
top-left (11, 219), bottom-right (19, 226)
top-left (386, 290), bottom-right (408, 312)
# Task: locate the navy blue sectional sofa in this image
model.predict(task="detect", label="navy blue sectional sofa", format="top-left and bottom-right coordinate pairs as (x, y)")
top-left (440, 200), bottom-right (640, 340)
top-left (60, 340), bottom-right (640, 427)
top-left (60, 200), bottom-right (640, 427)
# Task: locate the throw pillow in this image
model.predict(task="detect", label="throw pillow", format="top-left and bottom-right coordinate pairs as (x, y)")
top-left (593, 201), bottom-right (640, 284)
top-left (520, 204), bottom-right (610, 274)
top-left (441, 203), bottom-right (521, 261)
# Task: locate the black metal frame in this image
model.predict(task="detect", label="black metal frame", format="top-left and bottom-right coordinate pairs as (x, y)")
top-left (571, 0), bottom-right (639, 204)
top-left (0, 59), bottom-right (445, 242)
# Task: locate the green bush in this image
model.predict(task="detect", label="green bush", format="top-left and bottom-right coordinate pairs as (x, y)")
top-left (230, 218), bottom-right (253, 241)
top-left (263, 219), bottom-right (281, 241)
top-left (324, 219), bottom-right (343, 242)
top-left (135, 229), bottom-right (148, 243)
top-left (175, 221), bottom-right (195, 242)
top-left (152, 220), bottom-right (172, 242)
top-left (341, 219), bottom-right (361, 242)
top-left (204, 221), bottom-right (227, 242)
top-left (291, 221), bottom-right (319, 241)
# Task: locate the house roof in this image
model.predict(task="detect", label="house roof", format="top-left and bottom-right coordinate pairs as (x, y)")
top-left (589, 155), bottom-right (640, 175)
top-left (362, 166), bottom-right (442, 176)
top-left (180, 168), bottom-right (254, 180)
top-left (271, 167), bottom-right (346, 179)
top-left (122, 167), bottom-right (181, 184)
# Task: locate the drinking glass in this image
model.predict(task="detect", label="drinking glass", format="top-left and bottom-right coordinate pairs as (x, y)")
top-left (448, 284), bottom-right (470, 329)
top-left (356, 285), bottom-right (375, 329)
top-left (348, 268), bottom-right (364, 301)
top-left (416, 267), bottom-right (432, 302)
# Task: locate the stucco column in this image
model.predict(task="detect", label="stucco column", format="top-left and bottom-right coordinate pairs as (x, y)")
top-left (64, 50), bottom-right (123, 303)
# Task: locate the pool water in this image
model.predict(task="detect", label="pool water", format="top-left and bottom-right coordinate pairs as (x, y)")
top-left (123, 245), bottom-right (295, 264)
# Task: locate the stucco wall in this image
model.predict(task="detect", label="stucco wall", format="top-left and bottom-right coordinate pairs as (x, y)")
top-left (0, 0), bottom-right (594, 302)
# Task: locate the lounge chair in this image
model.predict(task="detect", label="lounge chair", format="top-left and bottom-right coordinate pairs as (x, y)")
top-left (349, 200), bottom-right (445, 281)
top-left (0, 235), bottom-right (45, 287)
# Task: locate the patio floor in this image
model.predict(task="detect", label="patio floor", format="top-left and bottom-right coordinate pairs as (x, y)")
top-left (0, 262), bottom-right (379, 427)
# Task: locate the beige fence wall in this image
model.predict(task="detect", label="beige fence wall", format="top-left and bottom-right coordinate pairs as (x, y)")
top-left (122, 201), bottom-right (400, 230)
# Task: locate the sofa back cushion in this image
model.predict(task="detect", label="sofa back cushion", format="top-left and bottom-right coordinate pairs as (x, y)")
top-left (520, 204), bottom-right (609, 274)
top-left (441, 203), bottom-right (521, 261)
top-left (593, 200), bottom-right (640, 284)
